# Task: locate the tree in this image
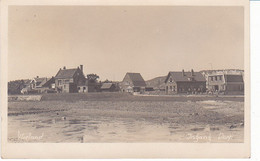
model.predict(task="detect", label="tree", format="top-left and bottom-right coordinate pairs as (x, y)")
top-left (87, 74), bottom-right (100, 83)
top-left (103, 79), bottom-right (112, 83)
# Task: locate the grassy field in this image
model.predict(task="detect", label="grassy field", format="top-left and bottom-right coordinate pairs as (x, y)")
top-left (8, 93), bottom-right (244, 143)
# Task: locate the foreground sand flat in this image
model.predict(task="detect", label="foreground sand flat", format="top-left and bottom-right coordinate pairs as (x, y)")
top-left (8, 93), bottom-right (244, 143)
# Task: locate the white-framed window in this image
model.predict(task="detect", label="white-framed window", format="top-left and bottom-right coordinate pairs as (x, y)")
top-left (58, 80), bottom-right (62, 86)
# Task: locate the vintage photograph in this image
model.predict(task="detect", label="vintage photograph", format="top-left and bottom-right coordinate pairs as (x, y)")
top-left (6, 5), bottom-right (246, 144)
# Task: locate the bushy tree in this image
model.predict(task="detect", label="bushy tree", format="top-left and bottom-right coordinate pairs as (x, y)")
top-left (87, 74), bottom-right (99, 83)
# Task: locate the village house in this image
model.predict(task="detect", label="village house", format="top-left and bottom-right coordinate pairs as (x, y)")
top-left (120, 72), bottom-right (146, 93)
top-left (200, 69), bottom-right (244, 89)
top-left (20, 79), bottom-right (36, 94)
top-left (33, 76), bottom-right (55, 93)
top-left (165, 69), bottom-right (206, 94)
top-left (34, 77), bottom-right (56, 93)
top-left (207, 74), bottom-right (244, 95)
top-left (54, 65), bottom-right (87, 93)
top-left (100, 83), bottom-right (118, 92)
top-left (8, 79), bottom-right (35, 95)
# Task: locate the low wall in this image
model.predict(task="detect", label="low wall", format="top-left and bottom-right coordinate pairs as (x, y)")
top-left (8, 95), bottom-right (42, 101)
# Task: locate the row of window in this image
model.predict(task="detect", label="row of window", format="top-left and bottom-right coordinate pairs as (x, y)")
top-left (167, 86), bottom-right (204, 92)
top-left (58, 79), bottom-right (71, 86)
top-left (210, 75), bottom-right (223, 81)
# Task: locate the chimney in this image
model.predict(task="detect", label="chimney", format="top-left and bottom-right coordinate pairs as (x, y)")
top-left (191, 69), bottom-right (194, 76)
top-left (36, 76), bottom-right (39, 78)
top-left (80, 65), bottom-right (83, 72)
top-left (63, 66), bottom-right (66, 70)
top-left (182, 69), bottom-right (185, 76)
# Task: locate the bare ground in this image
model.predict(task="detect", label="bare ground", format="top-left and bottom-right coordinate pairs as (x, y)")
top-left (8, 93), bottom-right (244, 143)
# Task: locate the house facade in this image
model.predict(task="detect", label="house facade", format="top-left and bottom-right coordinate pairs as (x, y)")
top-left (120, 73), bottom-right (146, 93)
top-left (54, 65), bottom-right (87, 93)
top-left (207, 74), bottom-right (244, 94)
top-left (20, 79), bottom-right (36, 94)
top-left (165, 70), bottom-right (206, 94)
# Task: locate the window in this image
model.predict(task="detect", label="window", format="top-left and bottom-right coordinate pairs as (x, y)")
top-left (169, 78), bottom-right (173, 82)
top-left (173, 86), bottom-right (175, 91)
top-left (215, 76), bottom-right (218, 81)
top-left (219, 76), bottom-right (222, 81)
top-left (170, 86), bottom-right (172, 91)
top-left (58, 80), bottom-right (62, 86)
top-left (211, 77), bottom-right (213, 81)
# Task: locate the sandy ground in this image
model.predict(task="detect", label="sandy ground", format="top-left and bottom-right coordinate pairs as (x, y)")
top-left (8, 94), bottom-right (244, 143)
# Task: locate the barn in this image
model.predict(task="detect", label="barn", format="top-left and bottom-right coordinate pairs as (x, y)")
top-left (120, 73), bottom-right (146, 93)
top-left (100, 83), bottom-right (117, 92)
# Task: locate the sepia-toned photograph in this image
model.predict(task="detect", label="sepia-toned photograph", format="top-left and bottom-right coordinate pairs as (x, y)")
top-left (1, 0), bottom-right (250, 158)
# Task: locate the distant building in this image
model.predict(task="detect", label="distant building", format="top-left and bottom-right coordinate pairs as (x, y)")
top-left (31, 77), bottom-right (56, 93)
top-left (120, 73), bottom-right (146, 93)
top-left (207, 74), bottom-right (244, 95)
top-left (20, 79), bottom-right (36, 94)
top-left (100, 83), bottom-right (117, 92)
top-left (42, 77), bottom-right (56, 90)
top-left (34, 76), bottom-right (48, 88)
top-left (200, 69), bottom-right (244, 89)
top-left (8, 79), bottom-right (35, 95)
top-left (54, 65), bottom-right (87, 93)
top-left (165, 69), bottom-right (206, 94)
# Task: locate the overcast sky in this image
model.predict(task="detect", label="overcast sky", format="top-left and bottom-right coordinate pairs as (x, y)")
top-left (8, 6), bottom-right (244, 81)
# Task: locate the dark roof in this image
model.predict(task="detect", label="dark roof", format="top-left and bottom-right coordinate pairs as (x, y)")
top-left (35, 77), bottom-right (47, 86)
top-left (166, 71), bottom-right (206, 82)
top-left (126, 73), bottom-right (146, 87)
top-left (225, 75), bottom-right (244, 82)
top-left (42, 77), bottom-right (55, 87)
top-left (101, 83), bottom-right (113, 89)
top-left (55, 68), bottom-right (78, 79)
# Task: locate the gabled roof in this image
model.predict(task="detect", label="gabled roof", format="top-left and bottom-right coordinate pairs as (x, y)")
top-left (35, 77), bottom-right (48, 86)
top-left (165, 71), bottom-right (206, 83)
top-left (55, 68), bottom-right (78, 79)
top-left (225, 74), bottom-right (244, 82)
top-left (101, 83), bottom-right (114, 89)
top-left (125, 73), bottom-right (146, 87)
top-left (42, 77), bottom-right (55, 87)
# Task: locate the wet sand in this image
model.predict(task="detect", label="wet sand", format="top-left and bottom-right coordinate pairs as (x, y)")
top-left (8, 95), bottom-right (244, 143)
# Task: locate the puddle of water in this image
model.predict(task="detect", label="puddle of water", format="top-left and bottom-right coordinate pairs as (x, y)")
top-left (8, 100), bottom-right (244, 143)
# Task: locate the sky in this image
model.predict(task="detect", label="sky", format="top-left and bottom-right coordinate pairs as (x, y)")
top-left (8, 6), bottom-right (244, 81)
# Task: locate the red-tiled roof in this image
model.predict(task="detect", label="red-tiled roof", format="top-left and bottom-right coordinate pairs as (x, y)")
top-left (166, 71), bottom-right (206, 82)
top-left (55, 68), bottom-right (78, 79)
top-left (126, 73), bottom-right (146, 87)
